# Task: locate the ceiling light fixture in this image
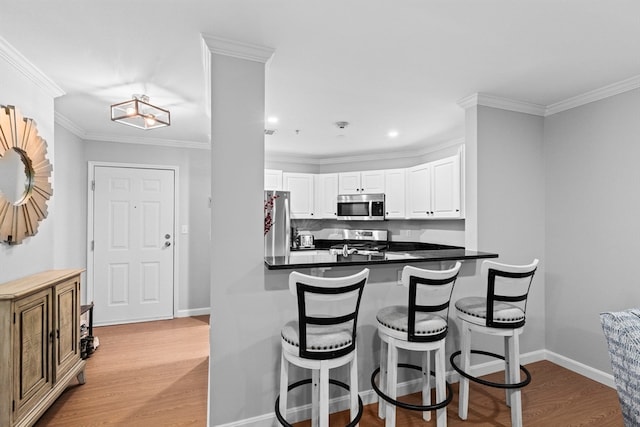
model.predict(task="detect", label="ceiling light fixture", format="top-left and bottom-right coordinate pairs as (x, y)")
top-left (110, 94), bottom-right (170, 130)
top-left (267, 116), bottom-right (279, 124)
top-left (388, 130), bottom-right (399, 138)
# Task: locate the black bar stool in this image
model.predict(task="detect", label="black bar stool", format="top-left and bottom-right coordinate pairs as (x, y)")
top-left (275, 269), bottom-right (369, 427)
top-left (450, 259), bottom-right (538, 427)
top-left (371, 262), bottom-right (461, 427)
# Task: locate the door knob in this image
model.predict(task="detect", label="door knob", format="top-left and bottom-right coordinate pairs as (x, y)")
top-left (164, 241), bottom-right (171, 247)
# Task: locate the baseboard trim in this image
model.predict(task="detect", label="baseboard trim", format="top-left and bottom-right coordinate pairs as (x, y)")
top-left (544, 350), bottom-right (615, 388)
top-left (176, 307), bottom-right (211, 317)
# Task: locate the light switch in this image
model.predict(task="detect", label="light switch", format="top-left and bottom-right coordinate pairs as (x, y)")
top-left (181, 225), bottom-right (189, 234)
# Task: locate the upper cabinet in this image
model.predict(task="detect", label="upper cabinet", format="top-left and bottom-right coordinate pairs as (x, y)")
top-left (384, 169), bottom-right (406, 219)
top-left (338, 170), bottom-right (385, 194)
top-left (283, 172), bottom-right (315, 219)
top-left (315, 173), bottom-right (339, 219)
top-left (270, 146), bottom-right (463, 221)
top-left (265, 169), bottom-right (283, 190)
top-left (431, 155), bottom-right (461, 218)
top-left (407, 154), bottom-right (461, 219)
top-left (406, 163), bottom-right (432, 219)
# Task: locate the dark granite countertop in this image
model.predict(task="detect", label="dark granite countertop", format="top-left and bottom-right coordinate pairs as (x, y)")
top-left (265, 240), bottom-right (498, 270)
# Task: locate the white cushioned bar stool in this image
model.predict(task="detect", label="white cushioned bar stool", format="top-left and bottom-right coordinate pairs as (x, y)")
top-left (450, 259), bottom-right (538, 427)
top-left (275, 268), bottom-right (369, 427)
top-left (371, 262), bottom-right (462, 427)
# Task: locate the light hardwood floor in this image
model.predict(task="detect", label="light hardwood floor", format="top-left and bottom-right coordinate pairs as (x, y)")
top-left (36, 316), bottom-right (209, 427)
top-left (36, 317), bottom-right (622, 426)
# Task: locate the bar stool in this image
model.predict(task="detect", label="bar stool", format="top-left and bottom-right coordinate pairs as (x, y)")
top-left (450, 259), bottom-right (538, 427)
top-left (371, 262), bottom-right (462, 427)
top-left (275, 268), bottom-right (369, 427)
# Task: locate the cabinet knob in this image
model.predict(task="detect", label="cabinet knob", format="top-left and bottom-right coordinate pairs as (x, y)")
top-left (310, 213), bottom-right (314, 215)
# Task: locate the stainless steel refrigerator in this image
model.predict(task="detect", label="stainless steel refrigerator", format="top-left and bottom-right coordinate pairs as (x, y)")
top-left (264, 190), bottom-right (291, 257)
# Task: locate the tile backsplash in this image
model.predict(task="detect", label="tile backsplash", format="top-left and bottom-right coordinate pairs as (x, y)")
top-left (291, 218), bottom-right (465, 247)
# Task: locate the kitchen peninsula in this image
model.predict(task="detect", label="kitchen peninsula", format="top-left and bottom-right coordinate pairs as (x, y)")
top-left (265, 240), bottom-right (498, 270)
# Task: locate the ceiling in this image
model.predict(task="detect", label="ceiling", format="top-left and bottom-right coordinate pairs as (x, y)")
top-left (1, 1), bottom-right (639, 160)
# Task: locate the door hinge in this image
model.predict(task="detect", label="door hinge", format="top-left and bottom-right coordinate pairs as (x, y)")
top-left (91, 240), bottom-right (94, 251)
top-left (91, 180), bottom-right (95, 191)
top-left (13, 400), bottom-right (15, 412)
top-left (13, 312), bottom-right (16, 324)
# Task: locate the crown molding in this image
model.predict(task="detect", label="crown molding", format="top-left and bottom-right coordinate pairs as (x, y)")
top-left (0, 36), bottom-right (65, 98)
top-left (545, 74), bottom-right (640, 116)
top-left (200, 37), bottom-right (212, 119)
top-left (83, 133), bottom-right (210, 150)
top-left (201, 34), bottom-right (275, 64)
top-left (457, 93), bottom-right (546, 116)
top-left (266, 137), bottom-right (465, 166)
top-left (459, 74), bottom-right (640, 118)
top-left (200, 35), bottom-right (274, 120)
top-left (55, 111), bottom-right (86, 137)
top-left (55, 111), bottom-right (210, 149)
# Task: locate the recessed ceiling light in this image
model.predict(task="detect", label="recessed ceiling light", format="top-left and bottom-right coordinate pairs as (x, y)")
top-left (267, 116), bottom-right (279, 124)
top-left (388, 130), bottom-right (399, 138)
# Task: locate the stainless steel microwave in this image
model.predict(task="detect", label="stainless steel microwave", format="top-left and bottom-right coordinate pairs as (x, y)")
top-left (337, 194), bottom-right (385, 221)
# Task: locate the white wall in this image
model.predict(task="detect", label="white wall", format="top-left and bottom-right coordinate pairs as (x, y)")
top-left (0, 51), bottom-right (56, 282)
top-left (544, 88), bottom-right (640, 373)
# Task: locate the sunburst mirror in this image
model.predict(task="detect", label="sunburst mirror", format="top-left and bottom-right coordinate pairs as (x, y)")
top-left (0, 105), bottom-right (52, 245)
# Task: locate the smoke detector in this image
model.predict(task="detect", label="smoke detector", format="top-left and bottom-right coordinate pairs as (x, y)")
top-left (335, 121), bottom-right (349, 129)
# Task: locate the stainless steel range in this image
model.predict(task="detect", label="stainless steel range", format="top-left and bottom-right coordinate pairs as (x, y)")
top-left (329, 229), bottom-right (388, 256)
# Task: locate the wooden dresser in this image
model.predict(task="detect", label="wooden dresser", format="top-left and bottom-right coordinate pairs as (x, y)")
top-left (0, 269), bottom-right (86, 427)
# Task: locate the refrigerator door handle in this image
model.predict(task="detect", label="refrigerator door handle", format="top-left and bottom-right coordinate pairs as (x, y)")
top-left (284, 194), bottom-right (291, 256)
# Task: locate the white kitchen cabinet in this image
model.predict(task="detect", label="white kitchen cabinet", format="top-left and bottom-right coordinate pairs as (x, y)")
top-left (315, 173), bottom-right (339, 219)
top-left (406, 154), bottom-right (461, 219)
top-left (338, 170), bottom-right (385, 194)
top-left (406, 163), bottom-right (432, 219)
top-left (384, 169), bottom-right (406, 219)
top-left (264, 169), bottom-right (283, 190)
top-left (283, 172), bottom-right (315, 219)
top-left (431, 155), bottom-right (461, 218)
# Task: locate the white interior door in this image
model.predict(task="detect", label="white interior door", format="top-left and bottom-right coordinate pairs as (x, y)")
top-left (92, 166), bottom-right (175, 325)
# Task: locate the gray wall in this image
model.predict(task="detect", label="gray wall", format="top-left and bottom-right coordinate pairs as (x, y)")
top-left (0, 51), bottom-right (56, 282)
top-left (82, 140), bottom-right (211, 314)
top-left (475, 105), bottom-right (547, 352)
top-left (45, 130), bottom-right (212, 313)
top-left (53, 125), bottom-right (88, 290)
top-left (544, 88), bottom-right (640, 373)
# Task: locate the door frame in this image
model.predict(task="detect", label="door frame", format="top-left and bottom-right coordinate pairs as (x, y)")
top-left (87, 161), bottom-right (180, 322)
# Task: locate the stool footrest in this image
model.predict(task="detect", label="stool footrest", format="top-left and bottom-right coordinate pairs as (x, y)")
top-left (370, 363), bottom-right (453, 412)
top-left (450, 349), bottom-right (532, 389)
top-left (275, 378), bottom-right (364, 427)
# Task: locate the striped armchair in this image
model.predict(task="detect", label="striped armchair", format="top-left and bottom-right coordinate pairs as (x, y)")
top-left (600, 308), bottom-right (640, 425)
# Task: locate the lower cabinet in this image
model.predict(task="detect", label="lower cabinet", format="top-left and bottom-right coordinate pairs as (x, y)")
top-left (0, 269), bottom-right (86, 427)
